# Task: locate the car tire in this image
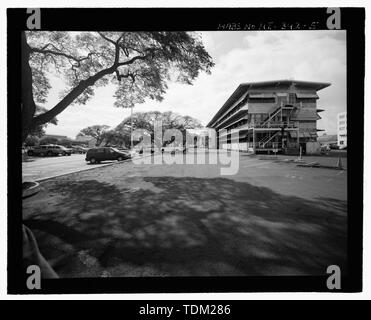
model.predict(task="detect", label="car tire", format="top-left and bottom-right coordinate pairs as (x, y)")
top-left (62, 151), bottom-right (66, 156)
top-left (90, 158), bottom-right (96, 164)
top-left (47, 151), bottom-right (53, 156)
top-left (40, 152), bottom-right (45, 157)
top-left (118, 156), bottom-right (123, 161)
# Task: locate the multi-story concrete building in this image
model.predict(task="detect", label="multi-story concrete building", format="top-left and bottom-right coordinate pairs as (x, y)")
top-left (337, 112), bottom-right (347, 148)
top-left (207, 80), bottom-right (330, 154)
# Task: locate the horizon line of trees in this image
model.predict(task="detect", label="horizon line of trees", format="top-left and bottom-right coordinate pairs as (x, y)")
top-left (24, 110), bottom-right (205, 148)
top-left (77, 110), bottom-right (204, 148)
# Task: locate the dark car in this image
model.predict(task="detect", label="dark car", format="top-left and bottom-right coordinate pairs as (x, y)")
top-left (85, 147), bottom-right (131, 164)
top-left (27, 144), bottom-right (72, 157)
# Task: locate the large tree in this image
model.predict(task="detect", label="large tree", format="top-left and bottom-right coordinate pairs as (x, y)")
top-left (116, 111), bottom-right (202, 146)
top-left (21, 31), bottom-right (214, 142)
top-left (78, 125), bottom-right (110, 146)
top-left (101, 129), bottom-right (131, 148)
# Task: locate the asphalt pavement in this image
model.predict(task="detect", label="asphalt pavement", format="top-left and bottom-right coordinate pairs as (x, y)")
top-left (22, 154), bottom-right (118, 181)
top-left (23, 151), bottom-right (347, 277)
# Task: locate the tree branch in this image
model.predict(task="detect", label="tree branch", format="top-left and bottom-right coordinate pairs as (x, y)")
top-left (30, 47), bottom-right (93, 67)
top-left (30, 35), bottom-right (152, 130)
top-left (31, 65), bottom-right (116, 127)
top-left (118, 54), bottom-right (149, 66)
top-left (98, 32), bottom-right (117, 46)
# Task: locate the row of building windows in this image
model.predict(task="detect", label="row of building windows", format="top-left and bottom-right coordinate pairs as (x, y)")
top-left (214, 95), bottom-right (316, 128)
top-left (249, 98), bottom-right (275, 103)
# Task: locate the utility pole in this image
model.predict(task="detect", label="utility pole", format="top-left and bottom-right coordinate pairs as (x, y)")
top-left (130, 105), bottom-right (133, 150)
top-left (118, 73), bottom-right (134, 150)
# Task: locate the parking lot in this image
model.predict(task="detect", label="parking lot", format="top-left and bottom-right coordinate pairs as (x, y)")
top-left (22, 154), bottom-right (117, 181)
top-left (23, 151), bottom-right (347, 277)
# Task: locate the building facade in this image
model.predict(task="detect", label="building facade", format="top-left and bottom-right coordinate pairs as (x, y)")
top-left (337, 112), bottom-right (347, 148)
top-left (207, 80), bottom-right (330, 154)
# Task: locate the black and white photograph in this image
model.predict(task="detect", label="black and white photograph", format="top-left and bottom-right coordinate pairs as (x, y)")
top-left (6, 6), bottom-right (364, 295)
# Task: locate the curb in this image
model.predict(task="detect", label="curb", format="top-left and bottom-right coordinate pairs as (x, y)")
top-left (22, 181), bottom-right (40, 198)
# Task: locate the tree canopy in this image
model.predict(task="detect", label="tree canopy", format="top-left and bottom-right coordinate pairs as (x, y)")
top-left (78, 125), bottom-right (110, 146)
top-left (115, 111), bottom-right (203, 146)
top-left (22, 31), bottom-right (214, 141)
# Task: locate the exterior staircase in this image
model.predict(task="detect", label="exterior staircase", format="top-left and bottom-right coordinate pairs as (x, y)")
top-left (257, 131), bottom-right (280, 149)
top-left (260, 104), bottom-right (296, 127)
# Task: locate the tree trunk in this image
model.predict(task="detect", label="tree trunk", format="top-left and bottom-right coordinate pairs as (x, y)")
top-left (21, 31), bottom-right (37, 143)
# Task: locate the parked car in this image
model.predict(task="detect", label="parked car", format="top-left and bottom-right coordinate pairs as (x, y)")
top-left (329, 143), bottom-right (340, 150)
top-left (161, 145), bottom-right (184, 154)
top-left (85, 147), bottom-right (131, 164)
top-left (320, 144), bottom-right (331, 153)
top-left (27, 144), bottom-right (72, 157)
top-left (71, 146), bottom-right (88, 154)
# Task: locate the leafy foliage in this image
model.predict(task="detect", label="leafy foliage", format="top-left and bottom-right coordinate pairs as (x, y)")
top-left (24, 135), bottom-right (39, 146)
top-left (115, 111), bottom-right (203, 146)
top-left (78, 125), bottom-right (110, 146)
top-left (26, 31), bottom-right (214, 113)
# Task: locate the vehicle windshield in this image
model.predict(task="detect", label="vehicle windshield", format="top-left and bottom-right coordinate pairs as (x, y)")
top-left (110, 147), bottom-right (121, 152)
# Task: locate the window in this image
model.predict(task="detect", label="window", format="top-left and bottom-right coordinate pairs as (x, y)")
top-left (96, 148), bottom-right (105, 153)
top-left (340, 141), bottom-right (344, 145)
top-left (249, 98), bottom-right (275, 103)
top-left (339, 121), bottom-right (345, 125)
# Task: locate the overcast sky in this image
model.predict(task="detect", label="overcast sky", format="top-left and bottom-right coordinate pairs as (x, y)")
top-left (43, 30), bottom-right (346, 139)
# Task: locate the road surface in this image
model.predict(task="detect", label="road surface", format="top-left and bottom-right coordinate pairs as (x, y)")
top-left (22, 154), bottom-right (118, 181)
top-left (23, 151), bottom-right (347, 277)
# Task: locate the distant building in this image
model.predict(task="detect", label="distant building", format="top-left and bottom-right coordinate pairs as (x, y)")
top-left (337, 112), bottom-right (347, 147)
top-left (75, 134), bottom-right (93, 142)
top-left (317, 134), bottom-right (338, 145)
top-left (207, 79), bottom-right (330, 154)
top-left (43, 134), bottom-right (68, 141)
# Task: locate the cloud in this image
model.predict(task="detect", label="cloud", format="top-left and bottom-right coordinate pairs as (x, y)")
top-left (45, 30), bottom-right (346, 138)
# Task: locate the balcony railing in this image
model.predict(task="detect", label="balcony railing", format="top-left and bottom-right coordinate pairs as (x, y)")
top-left (256, 141), bottom-right (282, 149)
top-left (253, 122), bottom-right (298, 129)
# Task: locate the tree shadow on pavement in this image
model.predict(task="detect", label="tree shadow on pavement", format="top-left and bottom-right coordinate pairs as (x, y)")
top-left (23, 177), bottom-right (347, 277)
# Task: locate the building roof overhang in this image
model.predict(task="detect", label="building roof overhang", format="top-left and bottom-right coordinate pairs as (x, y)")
top-left (207, 79), bottom-right (331, 128)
